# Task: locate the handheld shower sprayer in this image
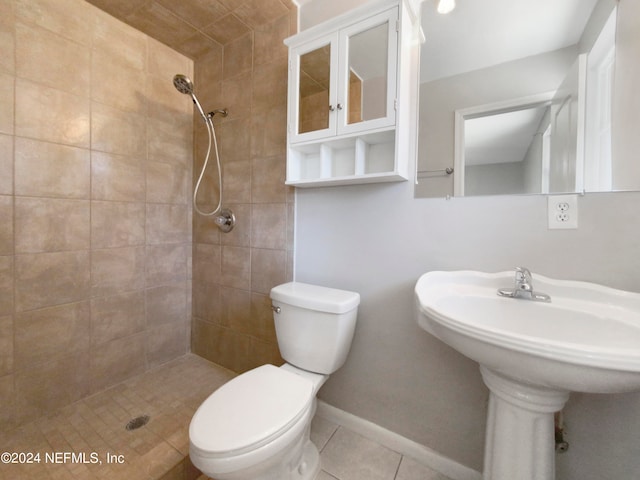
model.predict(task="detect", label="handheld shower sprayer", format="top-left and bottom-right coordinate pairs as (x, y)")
top-left (173, 74), bottom-right (234, 232)
top-left (173, 74), bottom-right (208, 122)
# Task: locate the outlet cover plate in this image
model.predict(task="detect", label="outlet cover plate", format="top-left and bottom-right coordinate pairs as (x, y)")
top-left (548, 195), bottom-right (578, 229)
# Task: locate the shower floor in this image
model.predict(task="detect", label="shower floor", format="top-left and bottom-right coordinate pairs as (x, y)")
top-left (0, 354), bottom-right (234, 480)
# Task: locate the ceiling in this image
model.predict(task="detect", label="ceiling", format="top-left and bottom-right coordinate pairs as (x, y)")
top-left (420, 0), bottom-right (600, 82)
top-left (85, 0), bottom-right (296, 59)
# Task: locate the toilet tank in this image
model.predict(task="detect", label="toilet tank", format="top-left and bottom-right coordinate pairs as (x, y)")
top-left (270, 282), bottom-right (360, 375)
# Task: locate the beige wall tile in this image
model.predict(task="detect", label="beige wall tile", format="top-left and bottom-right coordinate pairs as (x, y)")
top-left (146, 284), bottom-right (187, 327)
top-left (91, 201), bottom-right (145, 249)
top-left (220, 159), bottom-right (251, 204)
top-left (0, 72), bottom-right (14, 135)
top-left (14, 301), bottom-right (90, 369)
top-left (91, 151), bottom-right (145, 202)
top-left (15, 0), bottom-right (95, 44)
top-left (203, 13), bottom-right (250, 46)
top-left (91, 102), bottom-right (146, 157)
top-left (247, 335), bottom-right (282, 370)
top-left (253, 61), bottom-right (288, 111)
top-left (147, 161), bottom-right (188, 204)
top-left (193, 208), bottom-right (222, 244)
top-left (125, 2), bottom-right (197, 50)
top-left (14, 197), bottom-right (90, 253)
top-left (90, 333), bottom-right (145, 392)
top-left (0, 315), bottom-right (13, 376)
top-left (146, 204), bottom-right (189, 244)
top-left (219, 286), bottom-right (251, 331)
top-left (233, 0), bottom-right (289, 30)
top-left (0, 23), bottom-right (15, 75)
top-left (191, 318), bottom-right (216, 363)
top-left (223, 33), bottom-right (252, 79)
top-left (92, 50), bottom-right (148, 115)
top-left (148, 116), bottom-right (193, 167)
top-left (147, 323), bottom-right (188, 368)
top-left (147, 75), bottom-right (194, 125)
top-left (251, 103), bottom-right (287, 158)
top-left (90, 291), bottom-right (145, 346)
top-left (251, 247), bottom-right (286, 295)
top-left (217, 117), bottom-right (251, 163)
top-left (15, 251), bottom-right (90, 312)
top-left (148, 37), bottom-right (193, 79)
top-left (14, 137), bottom-right (90, 198)
top-left (15, 78), bottom-right (90, 147)
top-left (92, 7), bottom-right (147, 71)
top-left (15, 351), bottom-right (90, 423)
top-left (250, 293), bottom-right (278, 343)
top-left (146, 244), bottom-right (188, 286)
top-left (0, 196), bottom-right (12, 256)
top-left (157, 0), bottom-right (228, 30)
top-left (220, 245), bottom-right (250, 290)
top-left (254, 14), bottom-right (290, 67)
top-left (15, 22), bottom-right (90, 96)
top-left (251, 203), bottom-right (287, 249)
top-left (0, 135), bottom-right (12, 195)
top-left (0, 374), bottom-right (15, 431)
top-left (220, 203), bottom-right (251, 247)
top-left (192, 282), bottom-right (220, 324)
top-left (221, 72), bottom-right (252, 120)
top-left (193, 243), bottom-right (221, 285)
top-left (0, 256), bottom-right (13, 316)
top-left (91, 246), bottom-right (145, 297)
top-left (252, 155), bottom-right (287, 204)
top-left (195, 46), bottom-right (223, 84)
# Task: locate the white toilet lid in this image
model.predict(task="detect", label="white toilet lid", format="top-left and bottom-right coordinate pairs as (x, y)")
top-left (190, 364), bottom-right (314, 455)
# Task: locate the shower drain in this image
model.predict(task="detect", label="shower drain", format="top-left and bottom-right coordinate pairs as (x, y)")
top-left (125, 414), bottom-right (150, 431)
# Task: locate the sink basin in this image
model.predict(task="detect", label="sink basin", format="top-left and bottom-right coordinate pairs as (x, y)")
top-left (415, 270), bottom-right (640, 394)
top-left (414, 270), bottom-right (640, 480)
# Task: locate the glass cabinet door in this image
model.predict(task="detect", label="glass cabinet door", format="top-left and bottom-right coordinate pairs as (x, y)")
top-left (298, 44), bottom-right (332, 134)
top-left (288, 7), bottom-right (398, 143)
top-left (339, 8), bottom-right (398, 135)
top-left (346, 22), bottom-right (388, 125)
top-left (290, 35), bottom-right (339, 142)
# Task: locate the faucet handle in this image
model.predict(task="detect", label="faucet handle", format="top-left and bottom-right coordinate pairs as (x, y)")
top-left (514, 267), bottom-right (532, 284)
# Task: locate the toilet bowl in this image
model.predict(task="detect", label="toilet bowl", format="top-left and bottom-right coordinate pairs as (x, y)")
top-left (189, 282), bottom-right (359, 480)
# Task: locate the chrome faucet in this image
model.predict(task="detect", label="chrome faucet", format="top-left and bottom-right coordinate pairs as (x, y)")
top-left (497, 267), bottom-right (551, 302)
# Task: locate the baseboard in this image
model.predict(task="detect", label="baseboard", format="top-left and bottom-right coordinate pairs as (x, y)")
top-left (315, 401), bottom-right (482, 480)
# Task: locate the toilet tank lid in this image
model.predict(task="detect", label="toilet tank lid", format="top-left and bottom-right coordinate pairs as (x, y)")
top-left (270, 282), bottom-right (360, 314)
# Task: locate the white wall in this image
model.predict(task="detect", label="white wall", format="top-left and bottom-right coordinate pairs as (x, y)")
top-left (295, 0), bottom-right (640, 477)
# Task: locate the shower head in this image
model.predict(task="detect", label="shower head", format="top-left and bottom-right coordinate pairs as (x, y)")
top-left (173, 74), bottom-right (194, 95)
top-left (173, 74), bottom-right (207, 121)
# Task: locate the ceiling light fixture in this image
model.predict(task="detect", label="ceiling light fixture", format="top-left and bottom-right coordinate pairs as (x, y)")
top-left (437, 0), bottom-right (456, 14)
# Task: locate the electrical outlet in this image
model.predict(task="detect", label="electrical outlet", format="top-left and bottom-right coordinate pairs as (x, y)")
top-left (548, 195), bottom-right (578, 229)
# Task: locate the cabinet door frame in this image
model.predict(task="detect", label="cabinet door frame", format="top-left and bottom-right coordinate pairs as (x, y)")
top-left (288, 34), bottom-right (340, 144)
top-left (336, 7), bottom-right (399, 136)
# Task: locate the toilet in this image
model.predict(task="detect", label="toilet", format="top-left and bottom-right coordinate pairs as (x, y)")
top-left (189, 281), bottom-right (360, 480)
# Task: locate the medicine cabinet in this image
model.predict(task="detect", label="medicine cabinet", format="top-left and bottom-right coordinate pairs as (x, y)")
top-left (284, 0), bottom-right (417, 187)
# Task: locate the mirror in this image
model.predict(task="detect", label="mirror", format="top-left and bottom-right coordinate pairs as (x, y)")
top-left (299, 44), bottom-right (331, 134)
top-left (416, 0), bottom-right (640, 198)
top-left (347, 22), bottom-right (389, 124)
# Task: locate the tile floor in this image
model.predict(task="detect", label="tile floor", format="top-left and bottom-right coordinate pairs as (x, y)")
top-left (0, 354), bottom-right (453, 480)
top-left (0, 354), bottom-right (234, 480)
top-left (307, 416), bottom-right (453, 480)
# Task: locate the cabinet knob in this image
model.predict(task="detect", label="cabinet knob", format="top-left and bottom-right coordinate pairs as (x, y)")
top-left (337, 103), bottom-right (343, 110)
top-left (329, 104), bottom-right (335, 112)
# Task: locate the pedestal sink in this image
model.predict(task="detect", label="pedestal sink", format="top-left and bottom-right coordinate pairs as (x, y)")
top-left (414, 270), bottom-right (640, 480)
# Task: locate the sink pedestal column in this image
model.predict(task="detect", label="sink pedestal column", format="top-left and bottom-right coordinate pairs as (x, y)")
top-left (480, 367), bottom-right (570, 480)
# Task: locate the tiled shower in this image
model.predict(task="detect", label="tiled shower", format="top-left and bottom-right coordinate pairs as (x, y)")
top-left (0, 0), bottom-right (296, 433)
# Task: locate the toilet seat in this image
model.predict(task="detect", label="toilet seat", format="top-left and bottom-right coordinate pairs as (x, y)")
top-left (190, 364), bottom-right (314, 458)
